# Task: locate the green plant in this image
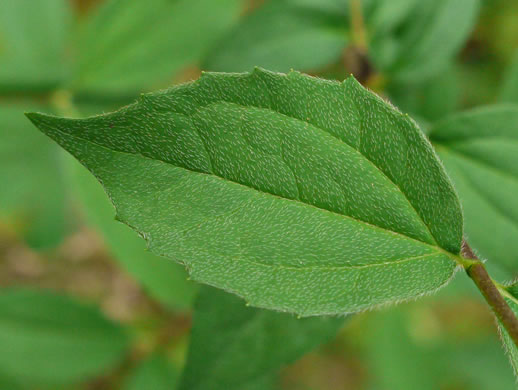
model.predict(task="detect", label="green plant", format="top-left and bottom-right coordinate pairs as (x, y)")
top-left (4, 0), bottom-right (518, 388)
top-left (27, 67), bottom-right (518, 378)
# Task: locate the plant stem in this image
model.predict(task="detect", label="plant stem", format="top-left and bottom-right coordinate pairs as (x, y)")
top-left (462, 242), bottom-right (518, 347)
top-left (349, 0), bottom-right (368, 51)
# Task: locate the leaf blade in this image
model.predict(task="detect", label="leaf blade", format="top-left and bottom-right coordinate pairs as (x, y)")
top-left (27, 69), bottom-right (462, 315)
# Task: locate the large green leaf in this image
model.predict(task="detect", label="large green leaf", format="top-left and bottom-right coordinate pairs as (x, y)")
top-left (27, 68), bottom-right (462, 315)
top-left (0, 0), bottom-right (71, 91)
top-left (72, 0), bottom-right (242, 95)
top-left (429, 105), bottom-right (518, 276)
top-left (69, 157), bottom-right (197, 310)
top-left (124, 353), bottom-right (178, 390)
top-left (178, 286), bottom-right (344, 390)
top-left (204, 1), bottom-right (348, 73)
top-left (0, 288), bottom-right (128, 386)
top-left (0, 105), bottom-right (66, 248)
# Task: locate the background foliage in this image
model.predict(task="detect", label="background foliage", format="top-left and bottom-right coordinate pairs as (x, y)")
top-left (1, 0), bottom-right (518, 388)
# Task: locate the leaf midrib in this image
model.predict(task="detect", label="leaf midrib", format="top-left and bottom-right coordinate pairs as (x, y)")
top-left (163, 86), bottom-right (438, 247)
top-left (41, 118), bottom-right (452, 263)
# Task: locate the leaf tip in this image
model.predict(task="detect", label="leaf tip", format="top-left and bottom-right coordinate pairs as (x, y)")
top-left (25, 112), bottom-right (55, 134)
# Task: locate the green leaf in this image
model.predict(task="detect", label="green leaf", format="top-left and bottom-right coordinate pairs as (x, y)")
top-left (203, 1), bottom-right (348, 73)
top-left (373, 0), bottom-right (480, 82)
top-left (0, 288), bottom-right (128, 386)
top-left (362, 302), bottom-right (516, 389)
top-left (0, 105), bottom-right (66, 248)
top-left (0, 0), bottom-right (71, 91)
top-left (499, 49), bottom-right (518, 104)
top-left (429, 105), bottom-right (518, 276)
top-left (69, 157), bottom-right (197, 310)
top-left (72, 0), bottom-right (242, 95)
top-left (178, 286), bottom-right (344, 390)
top-left (364, 309), bottom-right (442, 390)
top-left (124, 353), bottom-right (177, 390)
top-left (387, 63), bottom-right (460, 125)
top-left (27, 68), bottom-right (462, 315)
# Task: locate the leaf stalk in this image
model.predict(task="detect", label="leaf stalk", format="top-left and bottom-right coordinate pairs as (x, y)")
top-left (462, 242), bottom-right (518, 348)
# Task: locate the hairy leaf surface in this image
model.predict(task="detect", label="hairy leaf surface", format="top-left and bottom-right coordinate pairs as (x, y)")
top-left (498, 282), bottom-right (518, 378)
top-left (430, 106), bottom-right (518, 275)
top-left (178, 286), bottom-right (344, 390)
top-left (70, 157), bottom-right (197, 310)
top-left (27, 68), bottom-right (462, 315)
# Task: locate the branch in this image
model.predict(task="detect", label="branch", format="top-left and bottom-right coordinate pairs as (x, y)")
top-left (462, 241), bottom-right (518, 347)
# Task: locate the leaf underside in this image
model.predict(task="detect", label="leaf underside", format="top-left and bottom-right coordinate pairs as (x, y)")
top-left (27, 68), bottom-right (462, 316)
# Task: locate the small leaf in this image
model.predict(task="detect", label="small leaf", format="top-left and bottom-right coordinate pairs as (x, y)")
top-left (178, 286), bottom-right (344, 390)
top-left (0, 0), bottom-right (71, 91)
top-left (0, 289), bottom-right (129, 386)
top-left (124, 353), bottom-right (177, 390)
top-left (73, 0), bottom-right (242, 95)
top-left (429, 105), bottom-right (518, 276)
top-left (27, 68), bottom-right (462, 315)
top-left (0, 105), bottom-right (66, 248)
top-left (69, 157), bottom-right (197, 310)
top-left (496, 282), bottom-right (518, 378)
top-left (203, 1), bottom-right (348, 73)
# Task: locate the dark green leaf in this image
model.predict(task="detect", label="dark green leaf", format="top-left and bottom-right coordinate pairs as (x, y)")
top-left (0, 288), bottom-right (128, 385)
top-left (429, 105), bottom-right (518, 276)
top-left (27, 68), bottom-right (462, 315)
top-left (0, 105), bottom-right (66, 248)
top-left (0, 0), bottom-right (71, 91)
top-left (124, 353), bottom-right (177, 390)
top-left (72, 0), bottom-right (242, 95)
top-left (178, 286), bottom-right (343, 390)
top-left (69, 157), bottom-right (197, 310)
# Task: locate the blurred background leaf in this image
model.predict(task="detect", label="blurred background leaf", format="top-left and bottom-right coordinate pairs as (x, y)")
top-left (0, 0), bottom-right (71, 92)
top-left (71, 0), bottom-right (243, 96)
top-left (204, 0), bottom-right (348, 73)
top-left (178, 286), bottom-right (344, 390)
top-left (0, 105), bottom-right (67, 249)
top-left (123, 352), bottom-right (178, 390)
top-left (429, 106), bottom-right (518, 280)
top-left (0, 288), bottom-right (129, 386)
